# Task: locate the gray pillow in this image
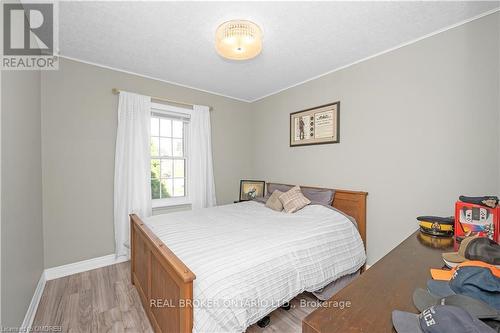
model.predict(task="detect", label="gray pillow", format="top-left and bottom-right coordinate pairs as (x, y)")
top-left (302, 188), bottom-right (335, 206)
top-left (267, 184), bottom-right (334, 206)
top-left (253, 195), bottom-right (269, 204)
top-left (267, 184), bottom-right (293, 195)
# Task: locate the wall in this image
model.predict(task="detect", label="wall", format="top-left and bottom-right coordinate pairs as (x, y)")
top-left (39, 12), bottom-right (500, 268)
top-left (41, 58), bottom-right (253, 268)
top-left (1, 70), bottom-right (44, 326)
top-left (497, 14), bottom-right (500, 197)
top-left (251, 12), bottom-right (500, 265)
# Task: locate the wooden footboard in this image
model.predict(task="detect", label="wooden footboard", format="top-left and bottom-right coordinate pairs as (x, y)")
top-left (130, 185), bottom-right (367, 333)
top-left (130, 214), bottom-right (195, 333)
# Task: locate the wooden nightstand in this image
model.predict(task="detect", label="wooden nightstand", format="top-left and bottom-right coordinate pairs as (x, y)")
top-left (302, 231), bottom-right (453, 333)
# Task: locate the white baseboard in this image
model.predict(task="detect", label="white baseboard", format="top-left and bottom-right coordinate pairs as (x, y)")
top-left (21, 253), bottom-right (129, 331)
top-left (20, 272), bottom-right (46, 331)
top-left (45, 253), bottom-right (129, 281)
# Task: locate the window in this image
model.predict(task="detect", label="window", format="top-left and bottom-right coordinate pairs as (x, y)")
top-left (150, 104), bottom-right (190, 207)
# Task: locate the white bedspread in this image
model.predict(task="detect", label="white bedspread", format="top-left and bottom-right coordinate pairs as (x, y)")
top-left (143, 201), bottom-right (366, 333)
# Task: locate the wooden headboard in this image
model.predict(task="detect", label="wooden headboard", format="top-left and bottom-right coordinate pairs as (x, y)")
top-left (267, 183), bottom-right (368, 247)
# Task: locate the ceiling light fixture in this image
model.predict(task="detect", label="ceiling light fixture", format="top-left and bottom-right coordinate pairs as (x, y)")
top-left (215, 20), bottom-right (262, 61)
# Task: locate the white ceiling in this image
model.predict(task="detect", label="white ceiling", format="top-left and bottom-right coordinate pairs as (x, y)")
top-left (58, 1), bottom-right (499, 102)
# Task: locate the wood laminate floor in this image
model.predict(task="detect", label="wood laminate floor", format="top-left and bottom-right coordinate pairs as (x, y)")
top-left (33, 262), bottom-right (316, 333)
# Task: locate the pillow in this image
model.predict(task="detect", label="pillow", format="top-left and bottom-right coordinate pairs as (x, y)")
top-left (279, 186), bottom-right (311, 213)
top-left (267, 183), bottom-right (293, 196)
top-left (253, 194), bottom-right (270, 204)
top-left (267, 184), bottom-right (335, 206)
top-left (302, 188), bottom-right (335, 206)
top-left (265, 190), bottom-right (284, 211)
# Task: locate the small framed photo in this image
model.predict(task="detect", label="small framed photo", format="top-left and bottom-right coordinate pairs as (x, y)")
top-left (239, 180), bottom-right (266, 201)
top-left (290, 101), bottom-right (340, 147)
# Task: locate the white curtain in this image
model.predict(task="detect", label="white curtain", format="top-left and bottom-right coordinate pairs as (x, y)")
top-left (114, 92), bottom-right (152, 258)
top-left (190, 105), bottom-right (217, 209)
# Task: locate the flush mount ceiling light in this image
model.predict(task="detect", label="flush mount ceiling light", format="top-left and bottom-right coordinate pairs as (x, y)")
top-left (215, 20), bottom-right (263, 61)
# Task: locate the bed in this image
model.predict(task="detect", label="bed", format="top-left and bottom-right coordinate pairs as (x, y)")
top-left (130, 184), bottom-right (367, 333)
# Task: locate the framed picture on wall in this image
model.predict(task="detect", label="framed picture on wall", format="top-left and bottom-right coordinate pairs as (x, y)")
top-left (239, 180), bottom-right (266, 201)
top-left (290, 102), bottom-right (340, 147)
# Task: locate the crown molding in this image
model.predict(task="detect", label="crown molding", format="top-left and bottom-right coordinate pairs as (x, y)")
top-left (58, 7), bottom-right (499, 103)
top-left (57, 55), bottom-right (253, 103)
top-left (249, 7), bottom-right (500, 102)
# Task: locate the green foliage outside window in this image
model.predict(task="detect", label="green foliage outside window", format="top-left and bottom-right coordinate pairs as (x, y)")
top-left (151, 161), bottom-right (170, 199)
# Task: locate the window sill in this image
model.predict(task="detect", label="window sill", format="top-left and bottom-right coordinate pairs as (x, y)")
top-left (152, 198), bottom-right (191, 209)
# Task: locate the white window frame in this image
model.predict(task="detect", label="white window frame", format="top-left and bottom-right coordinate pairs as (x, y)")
top-left (150, 102), bottom-right (192, 208)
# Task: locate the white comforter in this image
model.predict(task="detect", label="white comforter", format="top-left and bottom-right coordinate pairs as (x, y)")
top-left (143, 201), bottom-right (366, 333)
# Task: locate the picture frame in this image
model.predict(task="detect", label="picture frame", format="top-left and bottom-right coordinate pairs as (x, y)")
top-left (239, 180), bottom-right (266, 201)
top-left (290, 101), bottom-right (340, 147)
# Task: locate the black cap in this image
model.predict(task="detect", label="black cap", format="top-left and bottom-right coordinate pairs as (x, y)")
top-left (416, 216), bottom-right (454, 225)
top-left (392, 305), bottom-right (495, 333)
top-left (459, 196), bottom-right (499, 208)
top-left (482, 319), bottom-right (500, 333)
top-left (412, 288), bottom-right (500, 320)
top-left (465, 238), bottom-right (500, 265)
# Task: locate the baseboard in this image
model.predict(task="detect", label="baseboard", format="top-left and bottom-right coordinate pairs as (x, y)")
top-left (44, 253), bottom-right (129, 281)
top-left (20, 272), bottom-right (46, 330)
top-left (21, 254), bottom-right (128, 331)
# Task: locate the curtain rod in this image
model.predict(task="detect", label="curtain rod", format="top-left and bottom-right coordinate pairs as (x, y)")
top-left (112, 88), bottom-right (213, 111)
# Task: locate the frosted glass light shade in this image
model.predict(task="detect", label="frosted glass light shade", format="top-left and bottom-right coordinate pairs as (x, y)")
top-left (215, 20), bottom-right (262, 60)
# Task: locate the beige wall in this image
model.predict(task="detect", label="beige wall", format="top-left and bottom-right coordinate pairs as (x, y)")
top-left (41, 58), bottom-right (253, 268)
top-left (496, 13), bottom-right (500, 197)
top-left (40, 13), bottom-right (499, 269)
top-left (250, 12), bottom-right (500, 264)
top-left (1, 70), bottom-right (44, 326)
top-left (1, 8), bottom-right (496, 327)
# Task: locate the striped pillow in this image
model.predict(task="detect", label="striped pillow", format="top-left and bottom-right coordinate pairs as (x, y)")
top-left (279, 186), bottom-right (311, 213)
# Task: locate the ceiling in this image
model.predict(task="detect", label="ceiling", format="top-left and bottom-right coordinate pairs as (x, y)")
top-left (58, 1), bottom-right (499, 102)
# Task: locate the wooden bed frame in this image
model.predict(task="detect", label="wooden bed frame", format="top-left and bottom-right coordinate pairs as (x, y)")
top-left (130, 183), bottom-right (367, 333)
